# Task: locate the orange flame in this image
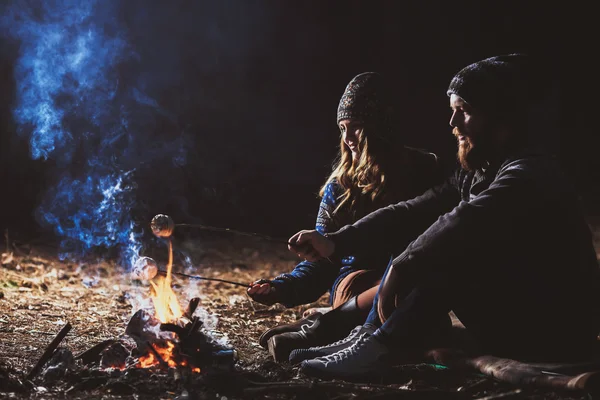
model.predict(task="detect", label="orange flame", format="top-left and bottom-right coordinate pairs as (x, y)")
top-left (149, 239), bottom-right (182, 323)
top-left (135, 239), bottom-right (201, 373)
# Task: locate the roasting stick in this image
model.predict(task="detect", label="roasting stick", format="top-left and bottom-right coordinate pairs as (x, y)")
top-left (175, 223), bottom-right (292, 245)
top-left (150, 214), bottom-right (308, 249)
top-left (131, 257), bottom-right (250, 287)
top-left (155, 269), bottom-right (250, 288)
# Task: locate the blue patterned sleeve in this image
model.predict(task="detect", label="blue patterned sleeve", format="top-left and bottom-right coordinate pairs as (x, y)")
top-left (271, 182), bottom-right (342, 307)
top-left (316, 181), bottom-right (340, 234)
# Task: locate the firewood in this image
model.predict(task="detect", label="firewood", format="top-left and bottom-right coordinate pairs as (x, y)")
top-left (75, 339), bottom-right (116, 365)
top-left (26, 322), bottom-right (72, 380)
top-left (184, 297), bottom-right (200, 319)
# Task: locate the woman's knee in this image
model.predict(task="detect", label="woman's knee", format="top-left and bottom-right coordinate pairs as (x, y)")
top-left (332, 270), bottom-right (381, 308)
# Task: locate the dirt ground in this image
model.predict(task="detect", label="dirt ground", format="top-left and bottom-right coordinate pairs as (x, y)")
top-left (0, 232), bottom-right (598, 400)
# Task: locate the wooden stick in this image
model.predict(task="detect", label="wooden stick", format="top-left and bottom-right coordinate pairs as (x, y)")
top-left (26, 322), bottom-right (72, 380)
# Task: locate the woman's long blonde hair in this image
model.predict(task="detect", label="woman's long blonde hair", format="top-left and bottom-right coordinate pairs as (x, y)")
top-left (319, 122), bottom-right (400, 218)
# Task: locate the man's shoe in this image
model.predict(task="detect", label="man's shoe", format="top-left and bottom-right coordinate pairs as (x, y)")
top-left (288, 324), bottom-right (376, 364)
top-left (299, 331), bottom-right (391, 380)
top-left (259, 312), bottom-right (321, 349)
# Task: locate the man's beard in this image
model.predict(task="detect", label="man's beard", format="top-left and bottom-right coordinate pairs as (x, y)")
top-left (453, 127), bottom-right (487, 171)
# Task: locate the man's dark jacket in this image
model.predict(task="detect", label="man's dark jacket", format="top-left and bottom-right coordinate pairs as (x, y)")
top-left (328, 152), bottom-right (600, 358)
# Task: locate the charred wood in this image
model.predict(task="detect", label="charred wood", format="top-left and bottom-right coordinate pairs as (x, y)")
top-left (26, 321), bottom-right (72, 381)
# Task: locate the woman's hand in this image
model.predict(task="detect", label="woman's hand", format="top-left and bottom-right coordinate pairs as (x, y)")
top-left (247, 279), bottom-right (279, 306)
top-left (288, 230), bottom-right (335, 262)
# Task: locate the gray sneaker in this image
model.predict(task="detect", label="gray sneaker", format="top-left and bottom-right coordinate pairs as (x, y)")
top-left (288, 324), bottom-right (375, 364)
top-left (299, 332), bottom-right (391, 380)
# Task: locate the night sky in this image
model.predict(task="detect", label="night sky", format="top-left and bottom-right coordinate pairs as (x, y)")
top-left (0, 1), bottom-right (597, 259)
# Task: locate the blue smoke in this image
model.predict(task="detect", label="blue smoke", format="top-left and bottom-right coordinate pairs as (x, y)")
top-left (1, 0), bottom-right (188, 266)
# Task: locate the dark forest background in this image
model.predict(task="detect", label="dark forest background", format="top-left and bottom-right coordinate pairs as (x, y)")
top-left (0, 0), bottom-right (597, 247)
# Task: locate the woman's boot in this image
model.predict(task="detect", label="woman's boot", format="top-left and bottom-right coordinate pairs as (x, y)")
top-left (267, 296), bottom-right (368, 362)
top-left (258, 312), bottom-right (322, 348)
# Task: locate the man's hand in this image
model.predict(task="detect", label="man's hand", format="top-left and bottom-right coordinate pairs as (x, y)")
top-left (288, 230), bottom-right (335, 262)
top-left (247, 279), bottom-right (279, 306)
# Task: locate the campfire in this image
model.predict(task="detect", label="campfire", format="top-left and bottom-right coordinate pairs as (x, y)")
top-left (76, 239), bottom-right (236, 375)
top-left (22, 214), bottom-right (267, 386)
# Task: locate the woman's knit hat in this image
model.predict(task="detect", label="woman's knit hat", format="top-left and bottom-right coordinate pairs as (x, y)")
top-left (337, 72), bottom-right (394, 141)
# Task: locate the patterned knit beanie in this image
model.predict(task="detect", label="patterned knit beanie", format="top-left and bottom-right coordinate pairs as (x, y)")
top-left (337, 72), bottom-right (394, 142)
top-left (447, 54), bottom-right (536, 115)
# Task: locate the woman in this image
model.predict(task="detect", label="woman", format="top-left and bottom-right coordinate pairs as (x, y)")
top-left (248, 72), bottom-right (444, 362)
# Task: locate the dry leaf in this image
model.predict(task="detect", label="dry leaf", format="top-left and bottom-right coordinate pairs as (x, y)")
top-left (1, 252), bottom-right (13, 265)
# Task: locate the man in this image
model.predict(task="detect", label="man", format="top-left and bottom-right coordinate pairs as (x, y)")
top-left (288, 54), bottom-right (600, 380)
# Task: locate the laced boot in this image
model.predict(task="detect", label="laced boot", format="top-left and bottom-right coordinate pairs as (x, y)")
top-left (267, 296), bottom-right (366, 362)
top-left (288, 324), bottom-right (376, 364)
top-left (299, 329), bottom-right (391, 380)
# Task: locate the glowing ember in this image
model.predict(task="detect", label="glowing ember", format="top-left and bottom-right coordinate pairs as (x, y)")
top-left (138, 350), bottom-right (157, 369)
top-left (149, 240), bottom-right (183, 323)
top-left (138, 341), bottom-right (186, 369)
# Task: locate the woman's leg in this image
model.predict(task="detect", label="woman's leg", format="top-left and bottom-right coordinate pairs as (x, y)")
top-left (267, 270), bottom-right (381, 362)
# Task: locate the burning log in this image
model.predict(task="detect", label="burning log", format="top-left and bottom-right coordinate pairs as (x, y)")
top-left (100, 338), bottom-right (137, 370)
top-left (27, 322), bottom-right (72, 381)
top-left (125, 309), bottom-right (162, 344)
top-left (145, 342), bottom-right (169, 369)
top-left (159, 311), bottom-right (236, 372)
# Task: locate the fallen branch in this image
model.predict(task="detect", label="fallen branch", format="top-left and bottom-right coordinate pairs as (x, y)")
top-left (26, 322), bottom-right (72, 380)
top-left (428, 349), bottom-right (600, 393)
top-left (242, 380), bottom-right (462, 399)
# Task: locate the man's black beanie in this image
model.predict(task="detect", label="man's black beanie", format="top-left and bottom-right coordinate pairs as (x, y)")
top-left (447, 54), bottom-right (539, 115)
